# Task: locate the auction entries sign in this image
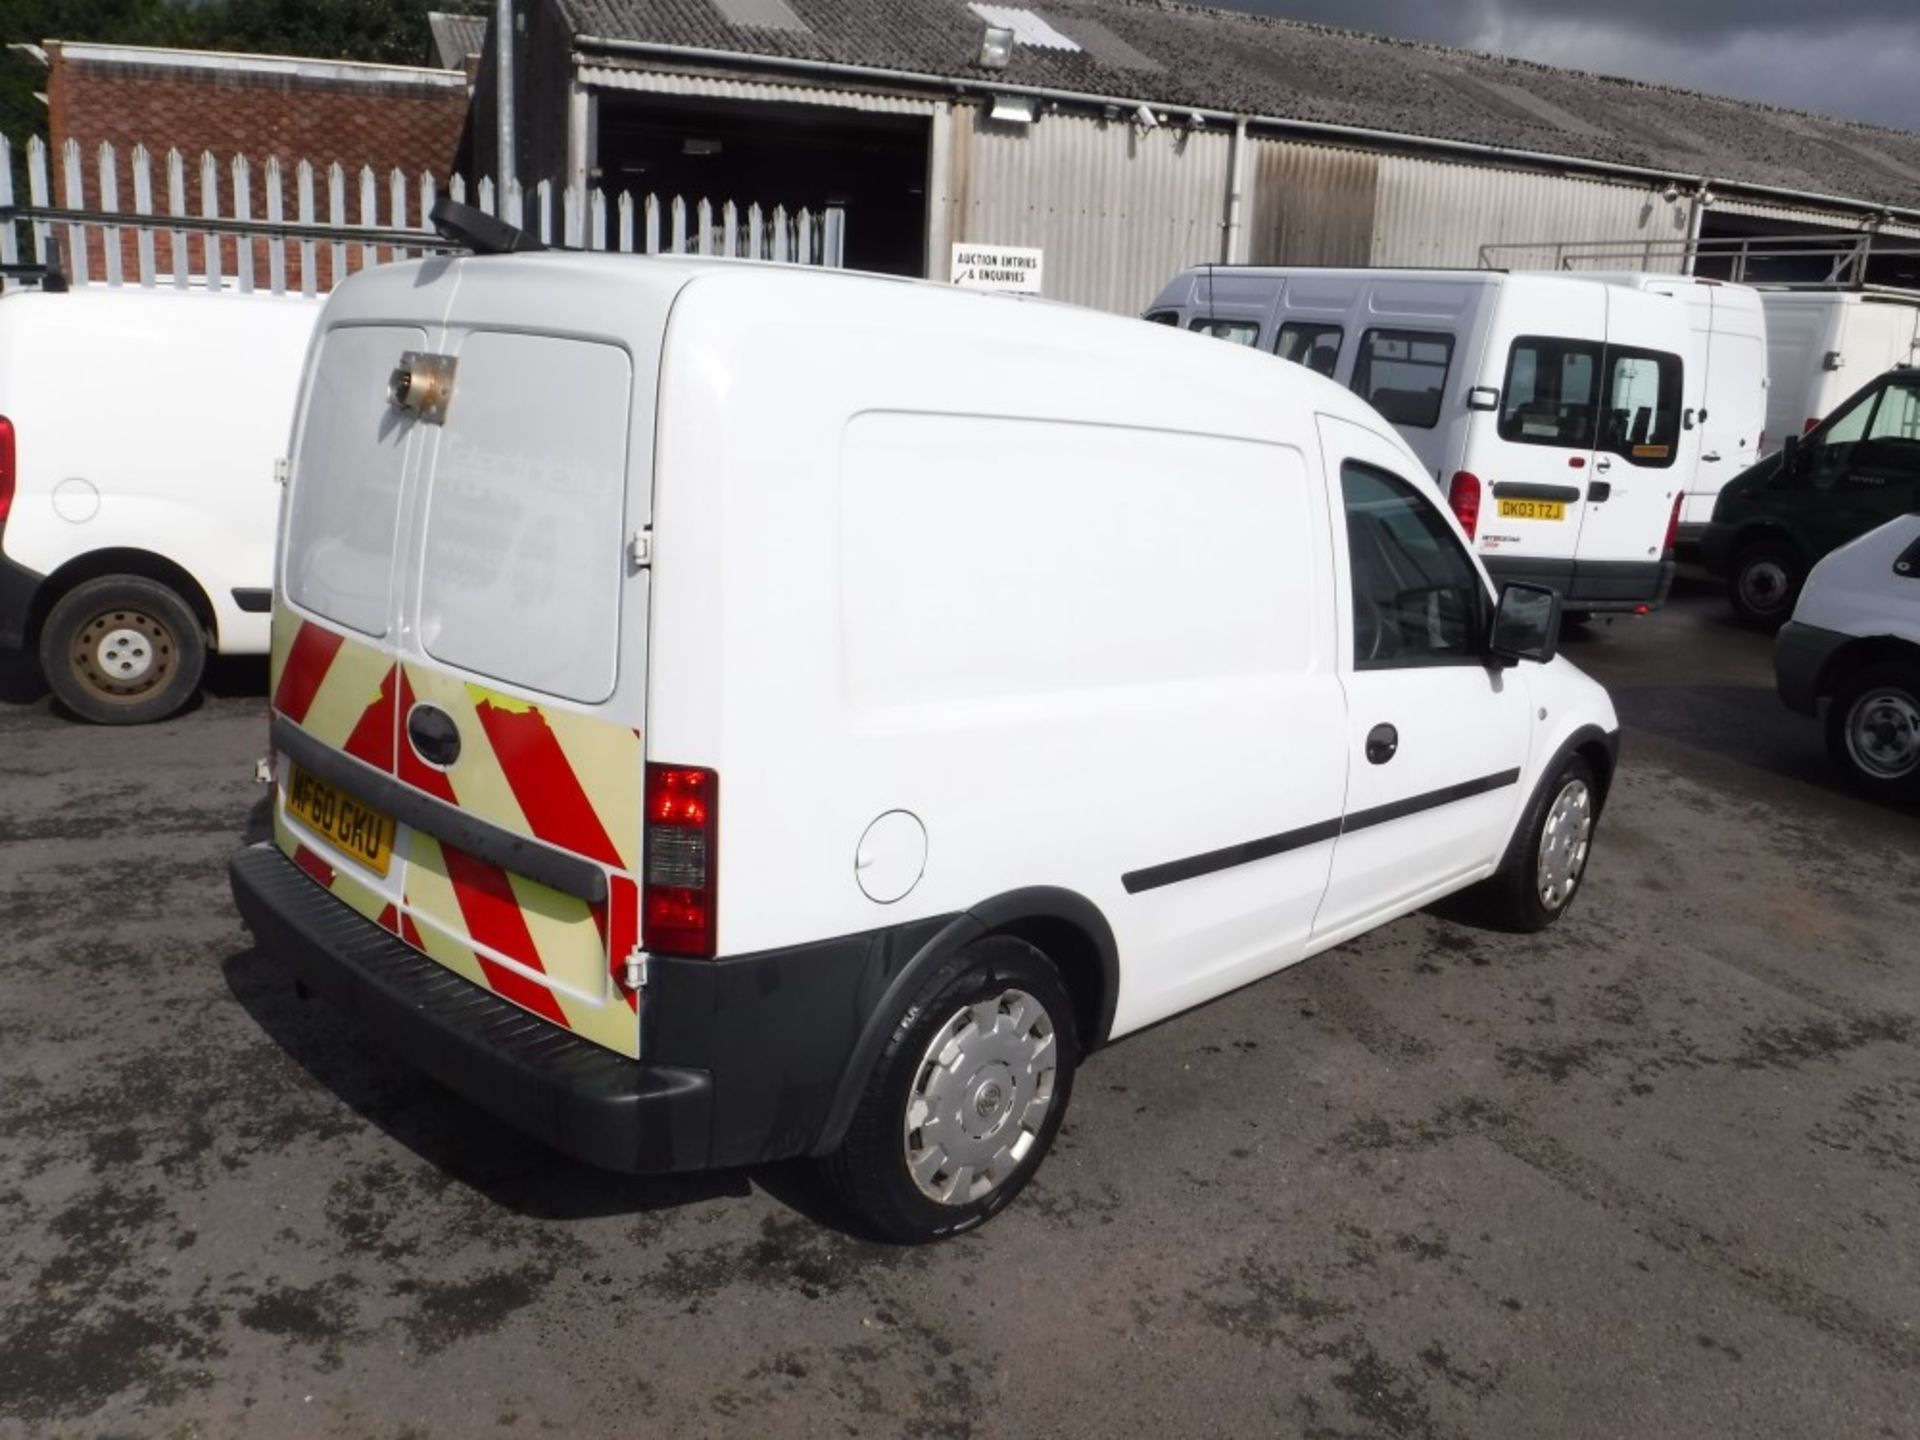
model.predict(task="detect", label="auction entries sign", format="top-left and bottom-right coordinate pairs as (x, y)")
top-left (950, 244), bottom-right (1044, 294)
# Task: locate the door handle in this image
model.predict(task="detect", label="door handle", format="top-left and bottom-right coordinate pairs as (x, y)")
top-left (1593, 456), bottom-right (1613, 473)
top-left (1365, 723), bottom-right (1399, 765)
top-left (1703, 451), bottom-right (1722, 463)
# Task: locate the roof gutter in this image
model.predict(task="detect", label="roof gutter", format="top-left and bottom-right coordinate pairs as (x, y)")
top-left (573, 35), bottom-right (1920, 227)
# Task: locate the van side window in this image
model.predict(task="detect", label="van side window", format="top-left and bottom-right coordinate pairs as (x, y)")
top-left (1788, 386), bottom-right (1877, 490)
top-left (1340, 461), bottom-right (1486, 669)
top-left (1190, 317), bottom-right (1261, 346)
top-left (1498, 337), bottom-right (1600, 449)
top-left (1600, 347), bottom-right (1682, 468)
top-left (1276, 322), bottom-right (1344, 378)
top-left (1144, 311), bottom-right (1180, 326)
top-left (1352, 329), bottom-right (1454, 429)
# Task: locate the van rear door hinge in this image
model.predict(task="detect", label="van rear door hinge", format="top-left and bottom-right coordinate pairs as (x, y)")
top-left (273, 457), bottom-right (290, 486)
top-left (622, 950), bottom-right (651, 993)
top-left (627, 529), bottom-right (653, 571)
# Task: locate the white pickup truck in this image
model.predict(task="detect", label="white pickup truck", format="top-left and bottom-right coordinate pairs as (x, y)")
top-left (0, 284), bottom-right (321, 722)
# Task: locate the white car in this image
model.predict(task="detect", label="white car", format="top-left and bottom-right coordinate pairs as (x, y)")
top-left (230, 247), bottom-right (1620, 1242)
top-left (1776, 514), bottom-right (1920, 798)
top-left (0, 285), bottom-right (322, 722)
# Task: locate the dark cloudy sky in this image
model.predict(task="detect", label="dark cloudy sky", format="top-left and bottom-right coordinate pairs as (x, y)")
top-left (1226, 1), bottom-right (1920, 132)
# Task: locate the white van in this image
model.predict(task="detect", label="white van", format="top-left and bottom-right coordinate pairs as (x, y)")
top-left (1145, 267), bottom-right (1763, 614)
top-left (1775, 513), bottom-right (1920, 798)
top-left (228, 251), bottom-right (1620, 1241)
top-left (1758, 292), bottom-right (1920, 452)
top-left (0, 285), bottom-right (324, 722)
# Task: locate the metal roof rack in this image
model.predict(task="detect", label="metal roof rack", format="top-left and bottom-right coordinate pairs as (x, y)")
top-left (1478, 232), bottom-right (1920, 293)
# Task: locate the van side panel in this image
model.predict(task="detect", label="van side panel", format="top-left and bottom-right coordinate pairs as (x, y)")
top-left (652, 272), bottom-right (1358, 1039)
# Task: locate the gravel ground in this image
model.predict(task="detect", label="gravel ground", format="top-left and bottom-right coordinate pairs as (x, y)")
top-left (2, 575), bottom-right (1917, 1439)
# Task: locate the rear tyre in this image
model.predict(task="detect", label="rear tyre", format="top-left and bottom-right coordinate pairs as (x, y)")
top-left (820, 935), bottom-right (1079, 1244)
top-left (1824, 663), bottom-right (1920, 800)
top-left (1458, 755), bottom-right (1599, 933)
top-left (39, 576), bottom-right (207, 725)
top-left (1726, 540), bottom-right (1803, 629)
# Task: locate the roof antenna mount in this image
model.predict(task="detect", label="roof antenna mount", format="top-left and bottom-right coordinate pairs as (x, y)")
top-left (429, 196), bottom-right (547, 255)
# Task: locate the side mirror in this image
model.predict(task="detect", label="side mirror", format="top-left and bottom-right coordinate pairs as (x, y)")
top-left (1467, 386), bottom-right (1500, 412)
top-left (1488, 583), bottom-right (1561, 667)
top-left (1781, 432), bottom-right (1801, 468)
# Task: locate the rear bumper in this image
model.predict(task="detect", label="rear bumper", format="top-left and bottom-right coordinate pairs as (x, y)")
top-left (1774, 621), bottom-right (1849, 716)
top-left (0, 545), bottom-right (44, 649)
top-left (230, 843), bottom-right (956, 1173)
top-left (230, 844), bottom-right (714, 1172)
top-left (1482, 555), bottom-right (1674, 613)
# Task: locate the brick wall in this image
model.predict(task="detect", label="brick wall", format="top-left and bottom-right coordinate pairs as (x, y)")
top-left (45, 43), bottom-right (472, 285)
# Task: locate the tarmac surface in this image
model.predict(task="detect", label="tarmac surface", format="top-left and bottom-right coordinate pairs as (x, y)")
top-left (2, 574), bottom-right (1917, 1439)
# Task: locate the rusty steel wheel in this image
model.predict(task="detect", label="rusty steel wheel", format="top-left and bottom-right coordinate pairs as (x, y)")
top-left (40, 576), bottom-right (207, 725)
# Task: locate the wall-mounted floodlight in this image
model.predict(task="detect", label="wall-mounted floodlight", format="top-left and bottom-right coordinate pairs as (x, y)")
top-left (1135, 103), bottom-right (1159, 128)
top-left (989, 94), bottom-right (1038, 124)
top-left (979, 24), bottom-right (1015, 69)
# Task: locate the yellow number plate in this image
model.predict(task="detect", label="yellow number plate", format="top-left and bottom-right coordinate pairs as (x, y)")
top-left (285, 765), bottom-right (396, 877)
top-left (1497, 498), bottom-right (1566, 522)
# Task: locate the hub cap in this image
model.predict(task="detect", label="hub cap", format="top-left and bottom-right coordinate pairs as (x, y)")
top-left (1845, 687), bottom-right (1920, 780)
top-left (904, 988), bottom-right (1057, 1206)
top-left (1738, 558), bottom-right (1792, 615)
top-left (1536, 779), bottom-right (1593, 911)
top-left (71, 609), bottom-right (176, 702)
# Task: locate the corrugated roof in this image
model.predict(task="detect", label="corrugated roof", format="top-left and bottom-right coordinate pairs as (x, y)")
top-left (552, 0), bottom-right (1920, 212)
top-left (427, 11), bottom-right (490, 68)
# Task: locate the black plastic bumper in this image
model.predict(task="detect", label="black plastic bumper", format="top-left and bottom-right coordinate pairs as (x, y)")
top-left (1697, 522), bottom-right (1739, 579)
top-left (1774, 621), bottom-right (1849, 716)
top-left (1483, 555), bottom-right (1674, 613)
top-left (0, 546), bottom-right (44, 650)
top-left (230, 845), bottom-right (714, 1172)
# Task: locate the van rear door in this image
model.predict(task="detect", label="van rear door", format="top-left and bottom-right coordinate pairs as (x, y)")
top-left (1467, 280), bottom-right (1604, 577)
top-left (272, 261), bottom-right (661, 1060)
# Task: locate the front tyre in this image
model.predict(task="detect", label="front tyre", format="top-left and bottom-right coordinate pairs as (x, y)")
top-left (1460, 755), bottom-right (1599, 933)
top-left (821, 935), bottom-right (1079, 1243)
top-left (1824, 663), bottom-right (1920, 800)
top-left (39, 576), bottom-right (207, 725)
top-left (1727, 539), bottom-right (1803, 629)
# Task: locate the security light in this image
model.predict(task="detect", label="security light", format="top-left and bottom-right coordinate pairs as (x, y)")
top-left (979, 24), bottom-right (1015, 69)
top-left (989, 94), bottom-right (1038, 125)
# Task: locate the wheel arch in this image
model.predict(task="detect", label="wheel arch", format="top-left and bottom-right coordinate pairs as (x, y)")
top-left (1815, 635), bottom-right (1920, 703)
top-left (30, 549), bottom-right (220, 648)
top-left (809, 885), bottom-right (1120, 1158)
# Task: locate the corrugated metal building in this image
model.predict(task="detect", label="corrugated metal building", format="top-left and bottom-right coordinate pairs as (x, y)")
top-left (468, 0), bottom-right (1920, 313)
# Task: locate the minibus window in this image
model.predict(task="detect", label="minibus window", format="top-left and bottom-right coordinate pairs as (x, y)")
top-left (1276, 322), bottom-right (1344, 378)
top-left (1352, 329), bottom-right (1454, 429)
top-left (1600, 346), bottom-right (1682, 468)
top-left (1339, 461), bottom-right (1485, 669)
top-left (1497, 337), bottom-right (1601, 449)
top-left (1189, 317), bottom-right (1261, 346)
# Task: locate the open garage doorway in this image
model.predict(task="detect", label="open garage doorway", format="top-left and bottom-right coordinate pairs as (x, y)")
top-left (594, 94), bottom-right (929, 277)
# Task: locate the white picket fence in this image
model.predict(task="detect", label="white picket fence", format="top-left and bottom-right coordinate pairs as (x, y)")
top-left (0, 133), bottom-right (846, 294)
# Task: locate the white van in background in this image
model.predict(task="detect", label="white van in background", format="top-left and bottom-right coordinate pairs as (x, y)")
top-left (1146, 267), bottom-right (1749, 614)
top-left (0, 285), bottom-right (323, 722)
top-left (1759, 292), bottom-right (1920, 452)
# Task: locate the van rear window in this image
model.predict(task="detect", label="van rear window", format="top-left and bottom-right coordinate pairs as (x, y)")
top-left (416, 332), bottom-right (633, 705)
top-left (283, 324), bottom-right (428, 637)
top-left (1498, 337), bottom-right (1601, 449)
top-left (1601, 347), bottom-right (1682, 468)
top-left (1352, 329), bottom-right (1454, 429)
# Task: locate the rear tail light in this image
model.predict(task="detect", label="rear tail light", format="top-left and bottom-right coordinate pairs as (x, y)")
top-left (643, 763), bottom-right (717, 958)
top-left (1448, 471), bottom-right (1482, 540)
top-left (0, 416), bottom-right (15, 524)
top-left (1664, 491), bottom-right (1683, 552)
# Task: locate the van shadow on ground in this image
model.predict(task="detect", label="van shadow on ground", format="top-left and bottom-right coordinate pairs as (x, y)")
top-left (217, 932), bottom-right (863, 1237)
